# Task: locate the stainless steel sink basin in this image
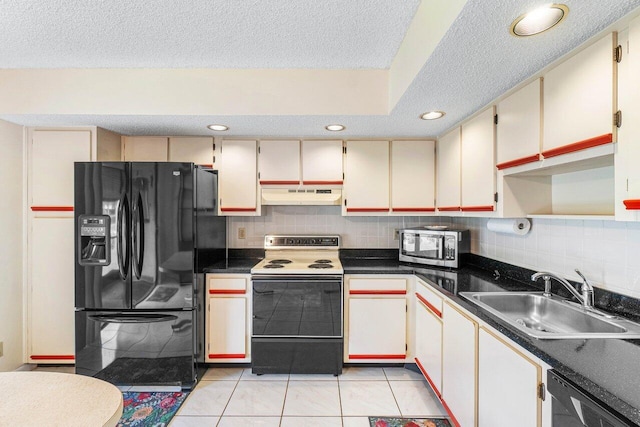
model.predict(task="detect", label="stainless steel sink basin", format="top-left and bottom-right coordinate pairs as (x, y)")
top-left (459, 292), bottom-right (640, 339)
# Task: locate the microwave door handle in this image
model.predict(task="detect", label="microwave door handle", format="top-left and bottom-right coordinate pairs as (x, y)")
top-left (438, 236), bottom-right (445, 260)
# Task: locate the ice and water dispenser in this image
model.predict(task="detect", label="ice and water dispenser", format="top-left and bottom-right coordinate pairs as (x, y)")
top-left (78, 215), bottom-right (110, 265)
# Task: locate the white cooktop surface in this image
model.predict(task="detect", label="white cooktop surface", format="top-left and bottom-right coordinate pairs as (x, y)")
top-left (251, 251), bottom-right (343, 275)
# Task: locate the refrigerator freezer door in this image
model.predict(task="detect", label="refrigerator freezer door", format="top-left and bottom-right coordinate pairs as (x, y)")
top-left (75, 310), bottom-right (196, 388)
top-left (75, 162), bottom-right (131, 310)
top-left (131, 163), bottom-right (195, 309)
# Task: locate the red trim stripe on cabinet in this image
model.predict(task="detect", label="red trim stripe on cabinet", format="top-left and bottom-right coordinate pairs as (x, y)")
top-left (416, 293), bottom-right (442, 318)
top-left (441, 398), bottom-right (462, 427)
top-left (349, 290), bottom-right (407, 295)
top-left (541, 133), bottom-right (613, 159)
top-left (461, 206), bottom-right (495, 212)
top-left (30, 355), bottom-right (75, 360)
top-left (208, 354), bottom-right (246, 359)
top-left (623, 200), bottom-right (640, 210)
top-left (437, 206), bottom-right (461, 212)
top-left (209, 289), bottom-right (246, 295)
top-left (349, 354), bottom-right (406, 360)
top-left (31, 206), bottom-right (74, 212)
top-left (496, 154), bottom-right (541, 170)
top-left (199, 164), bottom-right (214, 168)
top-left (415, 357), bottom-right (441, 398)
top-left (391, 208), bottom-right (436, 212)
top-left (259, 180), bottom-right (300, 185)
top-left (302, 180), bottom-right (343, 185)
top-left (346, 208), bottom-right (389, 213)
top-left (220, 207), bottom-right (257, 212)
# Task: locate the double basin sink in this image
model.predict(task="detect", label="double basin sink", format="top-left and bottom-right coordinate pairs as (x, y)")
top-left (460, 292), bottom-right (640, 340)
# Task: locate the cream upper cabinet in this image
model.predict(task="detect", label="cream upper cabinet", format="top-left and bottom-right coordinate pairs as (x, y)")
top-left (619, 20), bottom-right (640, 219)
top-left (543, 32), bottom-right (617, 157)
top-left (461, 107), bottom-right (496, 212)
top-left (343, 140), bottom-right (390, 214)
top-left (496, 79), bottom-right (542, 169)
top-left (258, 140), bottom-right (301, 185)
top-left (478, 328), bottom-right (541, 427)
top-left (31, 130), bottom-right (91, 208)
top-left (442, 301), bottom-right (477, 427)
top-left (218, 139), bottom-right (260, 215)
top-left (301, 140), bottom-right (343, 185)
top-left (168, 137), bottom-right (214, 166)
top-left (436, 128), bottom-right (461, 213)
top-left (391, 140), bottom-right (436, 214)
top-left (123, 136), bottom-right (169, 161)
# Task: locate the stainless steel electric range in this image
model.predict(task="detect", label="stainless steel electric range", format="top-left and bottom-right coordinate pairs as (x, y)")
top-left (250, 235), bottom-right (343, 375)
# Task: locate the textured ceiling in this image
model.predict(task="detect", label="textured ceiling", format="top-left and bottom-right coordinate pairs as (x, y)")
top-left (2, 0), bottom-right (640, 138)
top-left (0, 0), bottom-right (421, 69)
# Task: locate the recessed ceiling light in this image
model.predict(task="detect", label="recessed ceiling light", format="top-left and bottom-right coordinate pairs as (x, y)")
top-left (510, 4), bottom-right (568, 37)
top-left (207, 124), bottom-right (229, 131)
top-left (420, 111), bottom-right (445, 120)
top-left (325, 124), bottom-right (346, 131)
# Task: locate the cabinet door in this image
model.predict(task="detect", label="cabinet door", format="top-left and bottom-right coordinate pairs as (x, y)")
top-left (301, 140), bottom-right (343, 185)
top-left (391, 140), bottom-right (436, 213)
top-left (415, 293), bottom-right (443, 396)
top-left (497, 79), bottom-right (542, 169)
top-left (207, 297), bottom-right (247, 360)
top-left (348, 298), bottom-right (406, 360)
top-left (442, 301), bottom-right (477, 427)
top-left (478, 328), bottom-right (541, 427)
top-left (344, 140), bottom-right (389, 214)
top-left (123, 136), bottom-right (169, 161)
top-left (31, 130), bottom-right (91, 208)
top-left (436, 128), bottom-right (461, 212)
top-left (543, 33), bottom-right (616, 157)
top-left (30, 217), bottom-right (75, 362)
top-left (620, 20), bottom-right (640, 217)
top-left (219, 140), bottom-right (259, 214)
top-left (168, 137), bottom-right (214, 166)
top-left (461, 107), bottom-right (496, 211)
top-left (259, 140), bottom-right (301, 185)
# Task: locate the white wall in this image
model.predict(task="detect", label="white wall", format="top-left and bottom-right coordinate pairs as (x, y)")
top-left (230, 206), bottom-right (640, 299)
top-left (0, 119), bottom-right (24, 371)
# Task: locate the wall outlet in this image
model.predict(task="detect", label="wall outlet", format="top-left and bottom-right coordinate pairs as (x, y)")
top-left (238, 227), bottom-right (246, 239)
top-left (394, 229), bottom-right (400, 240)
top-left (0, 341), bottom-right (3, 358)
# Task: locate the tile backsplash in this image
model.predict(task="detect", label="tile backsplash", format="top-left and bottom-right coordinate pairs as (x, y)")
top-left (228, 206), bottom-right (640, 298)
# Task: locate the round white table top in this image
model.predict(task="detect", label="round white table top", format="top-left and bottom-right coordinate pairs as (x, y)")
top-left (0, 371), bottom-right (123, 427)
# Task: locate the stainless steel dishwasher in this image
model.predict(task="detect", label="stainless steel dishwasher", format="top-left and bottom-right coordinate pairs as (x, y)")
top-left (547, 370), bottom-right (633, 426)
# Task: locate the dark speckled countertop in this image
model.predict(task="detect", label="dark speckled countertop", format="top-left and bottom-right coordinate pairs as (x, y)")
top-left (203, 249), bottom-right (640, 425)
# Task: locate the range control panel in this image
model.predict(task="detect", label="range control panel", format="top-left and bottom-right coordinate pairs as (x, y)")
top-left (264, 235), bottom-right (340, 249)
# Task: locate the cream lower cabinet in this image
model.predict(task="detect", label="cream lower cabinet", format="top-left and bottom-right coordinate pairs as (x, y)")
top-left (206, 274), bottom-right (251, 363)
top-left (442, 300), bottom-right (478, 427)
top-left (414, 279), bottom-right (443, 397)
top-left (478, 327), bottom-right (543, 427)
top-left (345, 276), bottom-right (407, 362)
top-left (29, 216), bottom-right (75, 362)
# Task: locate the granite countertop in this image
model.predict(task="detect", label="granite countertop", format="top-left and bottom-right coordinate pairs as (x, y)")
top-left (340, 255), bottom-right (640, 425)
top-left (202, 251), bottom-right (640, 424)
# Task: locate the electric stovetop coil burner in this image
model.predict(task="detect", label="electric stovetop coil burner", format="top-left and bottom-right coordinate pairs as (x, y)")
top-left (250, 235), bottom-right (343, 376)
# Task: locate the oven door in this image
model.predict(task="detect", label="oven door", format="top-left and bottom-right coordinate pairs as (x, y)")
top-left (401, 232), bottom-right (444, 262)
top-left (252, 275), bottom-right (343, 338)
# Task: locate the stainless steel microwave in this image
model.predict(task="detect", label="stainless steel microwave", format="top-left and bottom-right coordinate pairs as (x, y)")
top-left (399, 226), bottom-right (470, 268)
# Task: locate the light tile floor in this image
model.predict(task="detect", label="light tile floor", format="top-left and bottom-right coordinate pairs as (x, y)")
top-left (172, 367), bottom-right (448, 427)
top-left (32, 365), bottom-right (448, 426)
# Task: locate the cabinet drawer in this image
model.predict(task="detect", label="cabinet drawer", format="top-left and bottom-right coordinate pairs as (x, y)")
top-left (416, 279), bottom-right (443, 315)
top-left (207, 276), bottom-right (248, 294)
top-left (349, 278), bottom-right (407, 294)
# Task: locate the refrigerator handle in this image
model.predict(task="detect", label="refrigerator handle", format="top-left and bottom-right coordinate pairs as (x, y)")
top-left (132, 193), bottom-right (145, 279)
top-left (88, 313), bottom-right (178, 324)
top-left (116, 194), bottom-right (130, 280)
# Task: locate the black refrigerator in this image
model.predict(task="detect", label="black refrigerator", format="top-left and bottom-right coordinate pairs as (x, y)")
top-left (74, 162), bottom-right (226, 389)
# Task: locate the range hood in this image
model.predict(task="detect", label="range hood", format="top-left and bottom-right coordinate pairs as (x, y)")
top-left (261, 188), bottom-right (342, 206)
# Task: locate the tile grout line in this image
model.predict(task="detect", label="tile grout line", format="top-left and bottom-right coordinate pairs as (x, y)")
top-left (214, 369), bottom-right (244, 427)
top-left (384, 368), bottom-right (404, 419)
top-left (278, 374), bottom-right (291, 427)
